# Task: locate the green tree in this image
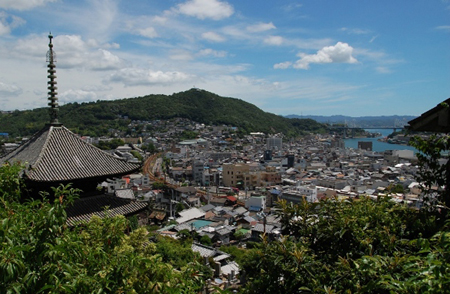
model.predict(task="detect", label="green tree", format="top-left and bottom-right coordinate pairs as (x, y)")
top-left (0, 162), bottom-right (23, 201)
top-left (130, 150), bottom-right (143, 162)
top-left (180, 130), bottom-right (199, 140)
top-left (95, 138), bottom-right (125, 150)
top-left (409, 134), bottom-right (450, 209)
top-left (142, 142), bottom-right (157, 154)
top-left (176, 202), bottom-right (185, 213)
top-left (200, 235), bottom-right (212, 246)
top-left (240, 197), bottom-right (447, 293)
top-left (388, 183), bottom-right (405, 194)
top-left (0, 163), bottom-right (211, 293)
top-left (152, 181), bottom-right (168, 190)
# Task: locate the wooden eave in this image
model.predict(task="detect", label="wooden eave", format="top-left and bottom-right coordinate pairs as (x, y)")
top-left (407, 98), bottom-right (450, 133)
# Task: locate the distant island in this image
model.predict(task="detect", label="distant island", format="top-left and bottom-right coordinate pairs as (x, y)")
top-left (285, 114), bottom-right (417, 129)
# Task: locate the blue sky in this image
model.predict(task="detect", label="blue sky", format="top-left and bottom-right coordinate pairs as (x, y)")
top-left (0, 0), bottom-right (448, 116)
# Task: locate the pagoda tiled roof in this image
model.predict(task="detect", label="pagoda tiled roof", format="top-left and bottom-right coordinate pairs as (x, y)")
top-left (0, 125), bottom-right (141, 182)
top-left (65, 194), bottom-right (148, 226)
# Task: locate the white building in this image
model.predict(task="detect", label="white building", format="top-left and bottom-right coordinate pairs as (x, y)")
top-left (281, 184), bottom-right (318, 204)
top-left (266, 137), bottom-right (282, 151)
top-left (245, 196), bottom-right (266, 211)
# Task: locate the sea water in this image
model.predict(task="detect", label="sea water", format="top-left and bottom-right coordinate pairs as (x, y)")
top-left (344, 129), bottom-right (418, 153)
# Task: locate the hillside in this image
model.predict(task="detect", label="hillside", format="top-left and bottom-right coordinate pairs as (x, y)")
top-left (0, 89), bottom-right (328, 138)
top-left (286, 114), bottom-right (417, 128)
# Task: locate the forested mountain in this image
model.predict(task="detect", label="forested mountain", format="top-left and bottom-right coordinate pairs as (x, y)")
top-left (0, 89), bottom-right (327, 137)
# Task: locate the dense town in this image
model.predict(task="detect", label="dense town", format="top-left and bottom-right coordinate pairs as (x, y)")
top-left (5, 116), bottom-right (419, 289)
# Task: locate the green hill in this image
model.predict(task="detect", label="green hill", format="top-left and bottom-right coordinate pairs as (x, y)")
top-left (0, 89), bottom-right (328, 137)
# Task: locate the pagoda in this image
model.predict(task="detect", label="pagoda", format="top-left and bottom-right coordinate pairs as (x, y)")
top-left (0, 34), bottom-right (141, 196)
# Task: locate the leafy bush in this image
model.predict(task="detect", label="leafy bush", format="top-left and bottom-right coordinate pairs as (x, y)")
top-left (240, 197), bottom-right (449, 293)
top-left (0, 163), bottom-right (210, 293)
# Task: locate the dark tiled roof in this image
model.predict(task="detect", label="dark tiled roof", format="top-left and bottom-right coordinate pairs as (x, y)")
top-left (407, 98), bottom-right (450, 133)
top-left (252, 223), bottom-right (275, 233)
top-left (215, 227), bottom-right (232, 236)
top-left (115, 189), bottom-right (135, 199)
top-left (191, 243), bottom-right (216, 258)
top-left (1, 125), bottom-right (141, 182)
top-left (176, 186), bottom-right (197, 194)
top-left (66, 194), bottom-right (148, 226)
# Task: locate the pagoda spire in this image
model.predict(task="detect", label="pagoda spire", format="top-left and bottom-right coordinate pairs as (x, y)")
top-left (46, 33), bottom-right (61, 125)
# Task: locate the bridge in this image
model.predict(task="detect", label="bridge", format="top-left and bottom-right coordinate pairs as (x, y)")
top-left (359, 127), bottom-right (405, 130)
top-left (328, 126), bottom-right (404, 138)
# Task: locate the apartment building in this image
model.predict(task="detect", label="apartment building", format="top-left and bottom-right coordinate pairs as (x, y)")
top-left (222, 163), bottom-right (249, 187)
top-left (280, 185), bottom-right (318, 204)
top-left (260, 166), bottom-right (282, 187)
top-left (192, 160), bottom-right (205, 185)
top-left (266, 137), bottom-right (282, 151)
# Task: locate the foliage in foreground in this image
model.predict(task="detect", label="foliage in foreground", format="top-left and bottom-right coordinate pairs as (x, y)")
top-left (409, 134), bottom-right (450, 209)
top-left (3, 128), bottom-right (450, 294)
top-left (0, 163), bottom-right (210, 294)
top-left (239, 197), bottom-right (449, 294)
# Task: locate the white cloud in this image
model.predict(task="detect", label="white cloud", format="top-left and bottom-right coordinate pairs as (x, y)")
top-left (202, 31), bottom-right (225, 42)
top-left (104, 68), bottom-right (194, 86)
top-left (152, 15), bottom-right (168, 24)
top-left (55, 0), bottom-right (118, 44)
top-left (0, 0), bottom-right (57, 10)
top-left (355, 48), bottom-right (404, 65)
top-left (138, 27), bottom-right (158, 38)
top-left (176, 0), bottom-right (234, 20)
top-left (246, 22), bottom-right (276, 33)
top-left (81, 84), bottom-right (113, 92)
top-left (198, 48), bottom-right (227, 57)
top-left (87, 0), bottom-right (118, 42)
top-left (90, 49), bottom-right (125, 71)
top-left (222, 25), bottom-right (250, 39)
top-left (340, 27), bottom-right (370, 35)
top-left (10, 35), bottom-right (47, 59)
top-left (103, 42), bottom-right (120, 49)
top-left (435, 25), bottom-right (450, 32)
top-left (59, 89), bottom-right (98, 103)
top-left (51, 35), bottom-right (124, 70)
top-left (195, 74), bottom-right (281, 104)
top-left (294, 42), bottom-right (358, 69)
top-left (57, 34), bottom-right (88, 51)
top-left (0, 12), bottom-right (25, 36)
top-left (10, 14), bottom-right (25, 27)
top-left (0, 81), bottom-right (22, 96)
top-left (187, 61), bottom-right (250, 75)
top-left (282, 3), bottom-right (303, 12)
top-left (274, 61), bottom-right (292, 69)
top-left (289, 37), bottom-right (335, 50)
top-left (376, 66), bottom-right (392, 74)
top-left (0, 20), bottom-right (10, 36)
top-left (264, 35), bottom-right (283, 46)
top-left (169, 50), bottom-right (193, 61)
top-left (9, 34), bottom-right (125, 71)
top-left (50, 35), bottom-right (94, 68)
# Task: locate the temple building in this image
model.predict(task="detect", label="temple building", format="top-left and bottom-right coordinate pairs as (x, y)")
top-left (407, 98), bottom-right (450, 133)
top-left (0, 34), bottom-right (141, 197)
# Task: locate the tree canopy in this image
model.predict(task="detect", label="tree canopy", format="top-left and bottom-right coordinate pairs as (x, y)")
top-left (0, 163), bottom-right (210, 294)
top-left (0, 89), bottom-right (328, 138)
top-left (239, 197), bottom-right (449, 294)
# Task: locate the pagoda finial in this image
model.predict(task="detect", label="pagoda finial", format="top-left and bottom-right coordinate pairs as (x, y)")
top-left (46, 32), bottom-right (61, 125)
